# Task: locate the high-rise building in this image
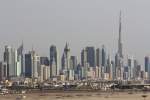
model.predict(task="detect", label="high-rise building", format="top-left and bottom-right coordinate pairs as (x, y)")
top-left (135, 65), bottom-right (141, 80)
top-left (40, 65), bottom-right (50, 82)
top-left (25, 51), bottom-right (40, 78)
top-left (50, 57), bottom-right (57, 77)
top-left (127, 56), bottom-right (134, 80)
top-left (4, 46), bottom-right (20, 78)
top-left (96, 48), bottom-right (103, 79)
top-left (50, 45), bottom-right (59, 76)
top-left (100, 45), bottom-right (106, 79)
top-left (115, 53), bottom-right (124, 80)
top-left (70, 56), bottom-right (77, 70)
top-left (85, 46), bottom-right (95, 67)
top-left (40, 57), bottom-right (49, 66)
top-left (118, 11), bottom-right (123, 58)
top-left (109, 63), bottom-right (113, 80)
top-left (61, 43), bottom-right (71, 80)
top-left (145, 56), bottom-right (149, 73)
top-left (145, 56), bottom-right (150, 79)
top-left (96, 48), bottom-right (101, 67)
top-left (4, 46), bottom-right (13, 78)
top-left (0, 62), bottom-right (3, 81)
top-left (43, 65), bottom-right (50, 81)
top-left (127, 58), bottom-right (132, 80)
top-left (17, 43), bottom-right (24, 76)
top-left (0, 62), bottom-right (7, 81)
top-left (123, 66), bottom-right (128, 80)
top-left (61, 43), bottom-right (71, 70)
top-left (133, 59), bottom-right (138, 79)
top-left (25, 53), bottom-right (32, 77)
top-left (115, 11), bottom-right (124, 80)
top-left (81, 48), bottom-right (87, 67)
top-left (106, 55), bottom-right (111, 73)
top-left (101, 45), bottom-right (106, 67)
top-left (16, 50), bottom-right (22, 77)
top-left (111, 61), bottom-right (115, 80)
top-left (69, 56), bottom-right (77, 80)
top-left (105, 55), bottom-right (113, 80)
top-left (75, 64), bottom-right (82, 80)
top-left (81, 49), bottom-right (89, 79)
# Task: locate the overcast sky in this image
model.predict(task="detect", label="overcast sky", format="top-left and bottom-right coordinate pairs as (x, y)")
top-left (0, 0), bottom-right (150, 64)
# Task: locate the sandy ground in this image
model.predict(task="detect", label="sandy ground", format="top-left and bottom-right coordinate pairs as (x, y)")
top-left (0, 92), bottom-right (150, 100)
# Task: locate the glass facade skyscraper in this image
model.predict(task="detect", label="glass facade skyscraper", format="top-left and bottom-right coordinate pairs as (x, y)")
top-left (86, 47), bottom-right (95, 67)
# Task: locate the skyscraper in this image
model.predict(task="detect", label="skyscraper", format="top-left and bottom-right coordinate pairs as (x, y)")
top-left (101, 45), bottom-right (106, 79)
top-left (81, 48), bottom-right (87, 67)
top-left (136, 65), bottom-right (141, 80)
top-left (101, 45), bottom-right (106, 67)
top-left (81, 49), bottom-right (89, 79)
top-left (0, 62), bottom-right (7, 81)
top-left (25, 53), bottom-right (32, 77)
top-left (17, 43), bottom-right (24, 76)
top-left (133, 59), bottom-right (138, 79)
top-left (118, 11), bottom-right (123, 58)
top-left (106, 55), bottom-right (111, 73)
top-left (96, 48), bottom-right (101, 67)
top-left (50, 45), bottom-right (59, 76)
top-left (127, 56), bottom-right (134, 80)
top-left (116, 11), bottom-right (124, 80)
top-left (25, 51), bottom-right (40, 78)
top-left (145, 56), bottom-right (149, 73)
top-left (61, 43), bottom-right (71, 80)
top-left (15, 50), bottom-right (22, 77)
top-left (115, 53), bottom-right (119, 79)
top-left (40, 56), bottom-right (50, 80)
top-left (145, 56), bottom-right (150, 79)
top-left (86, 46), bottom-right (95, 67)
top-left (70, 56), bottom-right (77, 70)
top-left (3, 46), bottom-right (20, 78)
top-left (61, 43), bottom-right (71, 70)
top-left (111, 61), bottom-right (115, 80)
top-left (40, 57), bottom-right (49, 66)
top-left (51, 57), bottom-right (57, 77)
top-left (4, 46), bottom-right (13, 78)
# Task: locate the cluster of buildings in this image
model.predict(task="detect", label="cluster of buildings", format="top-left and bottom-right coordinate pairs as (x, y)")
top-left (0, 13), bottom-right (150, 85)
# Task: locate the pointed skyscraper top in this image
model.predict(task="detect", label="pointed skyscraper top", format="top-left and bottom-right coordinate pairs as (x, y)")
top-left (64, 42), bottom-right (70, 52)
top-left (118, 11), bottom-right (123, 58)
top-left (65, 42), bottom-right (69, 49)
top-left (119, 11), bottom-right (122, 43)
top-left (17, 41), bottom-right (24, 55)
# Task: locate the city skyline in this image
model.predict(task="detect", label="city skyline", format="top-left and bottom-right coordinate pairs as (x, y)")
top-left (1, 1), bottom-right (150, 99)
top-left (0, 14), bottom-right (150, 82)
top-left (0, 0), bottom-right (150, 64)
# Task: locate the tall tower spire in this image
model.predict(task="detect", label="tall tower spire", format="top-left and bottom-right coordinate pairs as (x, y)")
top-left (118, 11), bottom-right (123, 58)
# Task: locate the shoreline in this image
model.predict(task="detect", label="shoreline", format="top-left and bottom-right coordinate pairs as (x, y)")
top-left (0, 91), bottom-right (150, 100)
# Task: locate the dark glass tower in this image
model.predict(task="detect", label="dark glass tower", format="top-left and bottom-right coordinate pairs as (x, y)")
top-left (86, 47), bottom-right (95, 67)
top-left (145, 56), bottom-right (149, 72)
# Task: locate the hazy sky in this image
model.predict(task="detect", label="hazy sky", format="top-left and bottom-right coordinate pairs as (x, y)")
top-left (0, 0), bottom-right (150, 65)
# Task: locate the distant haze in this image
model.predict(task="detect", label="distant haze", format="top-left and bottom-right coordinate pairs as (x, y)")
top-left (0, 0), bottom-right (150, 65)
